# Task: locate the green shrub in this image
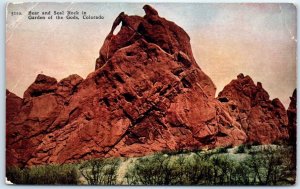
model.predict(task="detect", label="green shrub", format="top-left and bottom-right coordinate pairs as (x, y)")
top-left (125, 154), bottom-right (172, 185)
top-left (215, 147), bottom-right (228, 153)
top-left (79, 158), bottom-right (120, 185)
top-left (6, 164), bottom-right (79, 184)
top-left (6, 145), bottom-right (296, 185)
top-left (236, 145), bottom-right (246, 153)
top-left (125, 145), bottom-right (295, 185)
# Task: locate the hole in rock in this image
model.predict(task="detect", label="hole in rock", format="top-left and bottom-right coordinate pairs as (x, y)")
top-left (31, 91), bottom-right (43, 97)
top-left (230, 105), bottom-right (237, 111)
top-left (123, 93), bottom-right (136, 102)
top-left (216, 132), bottom-right (228, 137)
top-left (218, 97), bottom-right (229, 103)
top-left (177, 53), bottom-right (191, 67)
top-left (181, 78), bottom-right (192, 88)
top-left (113, 73), bottom-right (125, 83)
top-left (70, 86), bottom-right (78, 95)
top-left (113, 23), bottom-right (122, 35)
top-left (125, 72), bottom-right (132, 77)
top-left (102, 97), bottom-right (110, 107)
top-left (113, 98), bottom-right (118, 103)
top-left (126, 52), bottom-right (134, 56)
top-left (200, 135), bottom-right (215, 145)
top-left (30, 89), bottom-right (56, 97)
top-left (159, 84), bottom-right (171, 96)
top-left (137, 23), bottom-right (146, 35)
top-left (85, 115), bottom-right (92, 121)
top-left (172, 68), bottom-right (184, 76)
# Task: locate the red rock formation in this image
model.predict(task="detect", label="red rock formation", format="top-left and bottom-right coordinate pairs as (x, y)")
top-left (6, 90), bottom-right (22, 122)
top-left (6, 5), bottom-right (287, 167)
top-left (218, 74), bottom-right (289, 144)
top-left (287, 89), bottom-right (297, 146)
top-left (23, 74), bottom-right (58, 99)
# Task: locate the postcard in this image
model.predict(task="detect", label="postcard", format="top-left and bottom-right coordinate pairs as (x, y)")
top-left (6, 2), bottom-right (296, 185)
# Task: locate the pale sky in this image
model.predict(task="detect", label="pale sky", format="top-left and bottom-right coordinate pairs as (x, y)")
top-left (6, 3), bottom-right (296, 107)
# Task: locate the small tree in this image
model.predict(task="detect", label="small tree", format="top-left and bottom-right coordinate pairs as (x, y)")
top-left (79, 158), bottom-right (120, 185)
top-left (236, 145), bottom-right (246, 153)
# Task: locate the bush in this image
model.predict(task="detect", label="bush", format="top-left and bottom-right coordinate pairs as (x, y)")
top-left (6, 145), bottom-right (296, 185)
top-left (215, 147), bottom-right (228, 153)
top-left (125, 153), bottom-right (172, 185)
top-left (79, 158), bottom-right (120, 185)
top-left (6, 164), bottom-right (79, 184)
top-left (236, 145), bottom-right (246, 153)
top-left (125, 145), bottom-right (296, 185)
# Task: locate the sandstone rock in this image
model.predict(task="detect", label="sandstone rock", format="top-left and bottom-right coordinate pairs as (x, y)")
top-left (218, 74), bottom-right (289, 144)
top-left (6, 90), bottom-right (22, 122)
top-left (95, 5), bottom-right (215, 97)
top-left (56, 74), bottom-right (83, 98)
top-left (23, 74), bottom-right (58, 99)
top-left (287, 89), bottom-right (296, 146)
top-left (6, 73), bottom-right (78, 166)
top-left (6, 5), bottom-right (287, 167)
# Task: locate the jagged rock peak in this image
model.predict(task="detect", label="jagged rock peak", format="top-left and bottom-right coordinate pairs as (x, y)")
top-left (95, 5), bottom-right (195, 70)
top-left (143, 5), bottom-right (159, 16)
top-left (287, 89), bottom-right (297, 146)
top-left (34, 74), bottom-right (57, 84)
top-left (288, 89), bottom-right (297, 111)
top-left (219, 73), bottom-right (270, 103)
top-left (56, 74), bottom-right (83, 98)
top-left (237, 73), bottom-right (244, 79)
top-left (23, 74), bottom-right (84, 99)
top-left (24, 74), bottom-right (58, 99)
top-left (218, 74), bottom-right (289, 144)
top-left (257, 82), bottom-right (262, 89)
